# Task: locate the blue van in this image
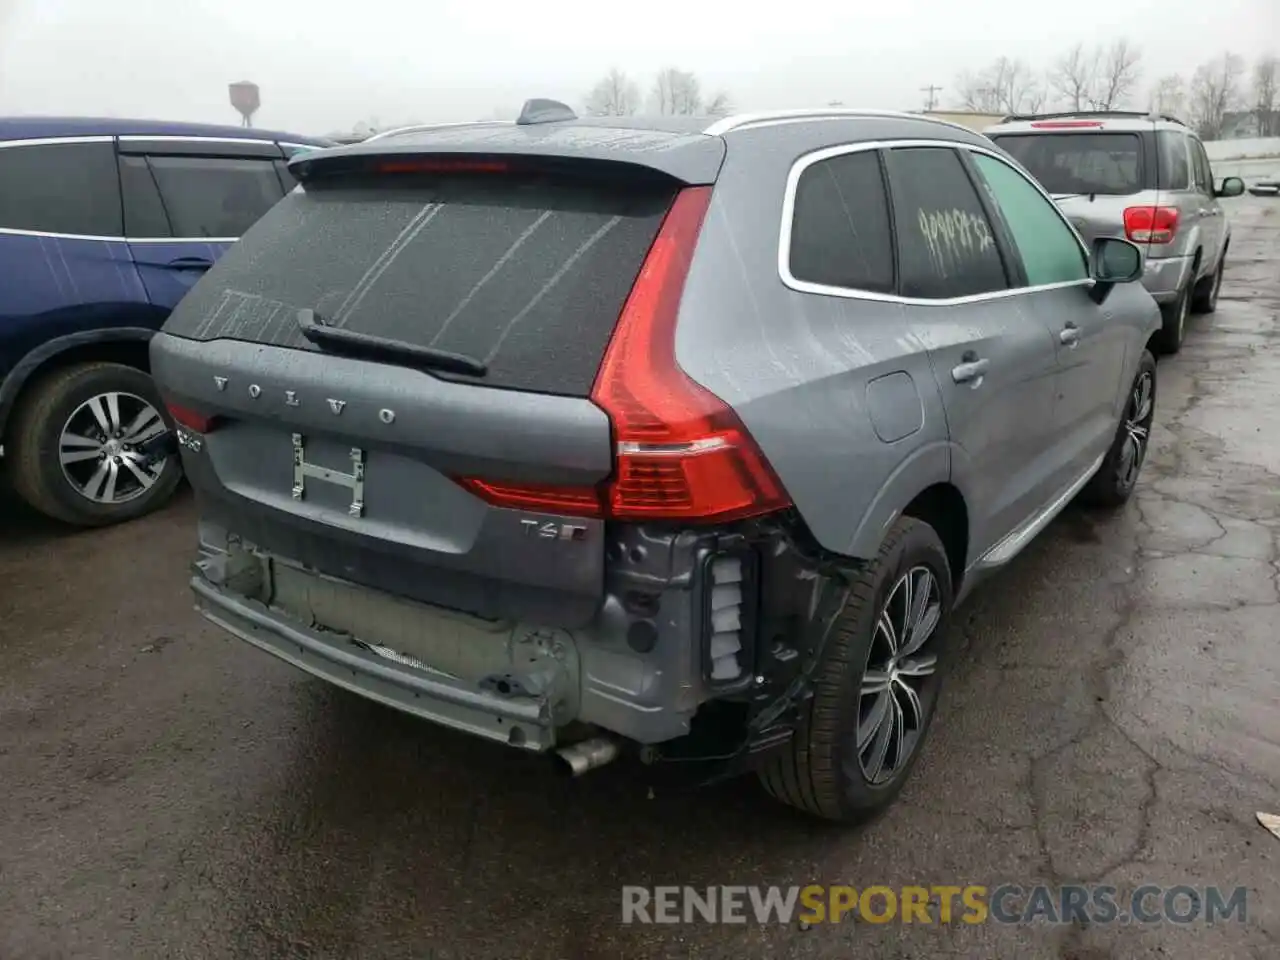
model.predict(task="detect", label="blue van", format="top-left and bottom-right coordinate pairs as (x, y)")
top-left (0, 117), bottom-right (332, 527)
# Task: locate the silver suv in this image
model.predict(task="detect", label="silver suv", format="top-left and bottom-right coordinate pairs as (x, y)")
top-left (985, 111), bottom-right (1246, 353)
top-left (149, 102), bottom-right (1161, 822)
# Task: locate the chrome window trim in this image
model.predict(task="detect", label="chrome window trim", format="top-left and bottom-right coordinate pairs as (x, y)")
top-left (705, 109), bottom-right (977, 138)
top-left (117, 134), bottom-right (281, 147)
top-left (778, 138), bottom-right (1094, 306)
top-left (0, 226), bottom-right (238, 243)
top-left (0, 135), bottom-right (114, 149)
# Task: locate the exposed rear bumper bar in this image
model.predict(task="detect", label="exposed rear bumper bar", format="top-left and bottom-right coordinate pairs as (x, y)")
top-left (190, 576), bottom-right (557, 751)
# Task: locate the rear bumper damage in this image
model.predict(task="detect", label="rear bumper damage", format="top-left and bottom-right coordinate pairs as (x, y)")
top-left (1142, 252), bottom-right (1195, 303)
top-left (189, 512), bottom-right (849, 777)
top-left (193, 575), bottom-right (558, 748)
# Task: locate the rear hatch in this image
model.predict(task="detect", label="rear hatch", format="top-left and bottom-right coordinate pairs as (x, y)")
top-left (151, 136), bottom-right (724, 627)
top-left (989, 124), bottom-right (1157, 252)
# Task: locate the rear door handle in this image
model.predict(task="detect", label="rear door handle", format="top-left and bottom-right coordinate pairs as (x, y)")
top-left (1060, 322), bottom-right (1081, 346)
top-left (166, 256), bottom-right (214, 270)
top-left (951, 357), bottom-right (989, 385)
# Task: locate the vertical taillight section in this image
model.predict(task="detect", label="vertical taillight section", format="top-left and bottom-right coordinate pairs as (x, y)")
top-left (589, 186), bottom-right (791, 524)
top-left (456, 184), bottom-right (792, 524)
top-left (1124, 205), bottom-right (1179, 244)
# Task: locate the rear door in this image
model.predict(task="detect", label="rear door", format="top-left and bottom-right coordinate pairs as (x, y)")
top-left (1188, 136), bottom-right (1225, 274)
top-left (883, 144), bottom-right (1062, 560)
top-left (0, 138), bottom-right (143, 378)
top-left (120, 137), bottom-right (288, 310)
top-left (966, 148), bottom-right (1125, 481)
top-left (151, 159), bottom-right (683, 625)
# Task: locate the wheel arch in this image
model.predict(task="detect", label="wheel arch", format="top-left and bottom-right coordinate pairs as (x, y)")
top-left (844, 440), bottom-right (971, 595)
top-left (0, 328), bottom-right (155, 443)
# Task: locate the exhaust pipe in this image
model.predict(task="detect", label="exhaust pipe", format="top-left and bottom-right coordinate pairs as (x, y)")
top-left (555, 737), bottom-right (620, 776)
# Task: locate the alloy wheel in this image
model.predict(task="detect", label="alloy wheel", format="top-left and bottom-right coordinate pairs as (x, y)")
top-left (856, 565), bottom-right (942, 785)
top-left (58, 391), bottom-right (169, 505)
top-left (1116, 370), bottom-right (1155, 489)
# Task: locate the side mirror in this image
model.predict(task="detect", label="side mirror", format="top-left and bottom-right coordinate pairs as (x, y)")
top-left (1088, 237), bottom-right (1143, 303)
top-left (1216, 176), bottom-right (1245, 198)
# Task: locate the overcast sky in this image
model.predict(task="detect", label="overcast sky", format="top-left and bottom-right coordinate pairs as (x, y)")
top-left (0, 0), bottom-right (1276, 135)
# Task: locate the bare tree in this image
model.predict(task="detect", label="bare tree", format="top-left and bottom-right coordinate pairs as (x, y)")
top-left (651, 67), bottom-right (703, 115)
top-left (1188, 53), bottom-right (1245, 140)
top-left (1253, 54), bottom-right (1278, 136)
top-left (705, 91), bottom-right (733, 117)
top-left (1094, 39), bottom-right (1143, 109)
top-left (954, 57), bottom-right (1045, 114)
top-left (584, 68), bottom-right (641, 117)
top-left (1151, 74), bottom-right (1187, 118)
top-left (1050, 43), bottom-right (1099, 111)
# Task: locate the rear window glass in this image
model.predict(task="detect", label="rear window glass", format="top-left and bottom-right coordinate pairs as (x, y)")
top-left (0, 141), bottom-right (122, 236)
top-left (788, 150), bottom-right (894, 293)
top-left (161, 172), bottom-right (675, 397)
top-left (991, 133), bottom-right (1143, 196)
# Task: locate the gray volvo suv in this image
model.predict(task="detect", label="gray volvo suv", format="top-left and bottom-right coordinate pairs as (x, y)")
top-left (149, 102), bottom-right (1161, 822)
top-left (984, 111), bottom-right (1246, 354)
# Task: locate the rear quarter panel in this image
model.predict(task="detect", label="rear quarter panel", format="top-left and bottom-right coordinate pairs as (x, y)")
top-left (0, 234), bottom-right (155, 426)
top-left (673, 119), bottom-right (959, 560)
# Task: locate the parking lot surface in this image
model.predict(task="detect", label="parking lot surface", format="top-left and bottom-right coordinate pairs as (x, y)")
top-left (2, 197), bottom-right (1278, 959)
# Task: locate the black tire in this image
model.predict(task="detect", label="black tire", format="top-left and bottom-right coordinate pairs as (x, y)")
top-left (8, 361), bottom-right (182, 527)
top-left (1191, 249), bottom-right (1225, 314)
top-left (1081, 349), bottom-right (1157, 509)
top-left (757, 516), bottom-right (954, 823)
top-left (1156, 282), bottom-right (1190, 355)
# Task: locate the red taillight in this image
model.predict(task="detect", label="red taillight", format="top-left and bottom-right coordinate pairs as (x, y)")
top-left (1123, 205), bottom-right (1179, 244)
top-left (452, 478), bottom-right (603, 518)
top-left (455, 185), bottom-right (792, 524)
top-left (165, 402), bottom-right (216, 433)
top-left (589, 186), bottom-right (790, 522)
top-left (1030, 120), bottom-right (1105, 128)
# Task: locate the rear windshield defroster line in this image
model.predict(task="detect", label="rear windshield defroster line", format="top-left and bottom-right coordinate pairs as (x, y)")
top-left (161, 172), bottom-right (679, 397)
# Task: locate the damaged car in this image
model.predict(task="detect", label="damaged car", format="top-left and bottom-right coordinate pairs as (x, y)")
top-left (149, 101), bottom-right (1161, 822)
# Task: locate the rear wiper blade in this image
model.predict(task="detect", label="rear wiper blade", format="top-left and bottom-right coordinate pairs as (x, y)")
top-left (296, 309), bottom-right (487, 377)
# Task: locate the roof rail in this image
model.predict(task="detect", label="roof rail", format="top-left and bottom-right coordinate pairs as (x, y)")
top-left (363, 120), bottom-right (513, 142)
top-left (703, 108), bottom-right (977, 137)
top-left (997, 109), bottom-right (1188, 127)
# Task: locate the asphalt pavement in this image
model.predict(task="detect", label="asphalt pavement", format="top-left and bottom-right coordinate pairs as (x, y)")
top-left (2, 197), bottom-right (1278, 960)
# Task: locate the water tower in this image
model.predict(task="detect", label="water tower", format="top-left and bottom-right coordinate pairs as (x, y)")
top-left (229, 81), bottom-right (261, 128)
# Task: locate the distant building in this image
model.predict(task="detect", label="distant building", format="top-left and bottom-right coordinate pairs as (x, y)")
top-left (1221, 110), bottom-right (1280, 139)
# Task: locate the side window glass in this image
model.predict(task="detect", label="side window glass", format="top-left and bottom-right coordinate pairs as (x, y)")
top-left (145, 155), bottom-right (286, 238)
top-left (1190, 141), bottom-right (1210, 193)
top-left (969, 152), bottom-right (1088, 287)
top-left (788, 149), bottom-right (894, 294)
top-left (119, 155), bottom-right (172, 237)
top-left (1158, 133), bottom-right (1190, 190)
top-left (1194, 142), bottom-right (1214, 194)
top-left (0, 141), bottom-right (122, 236)
top-left (884, 147), bottom-right (1008, 299)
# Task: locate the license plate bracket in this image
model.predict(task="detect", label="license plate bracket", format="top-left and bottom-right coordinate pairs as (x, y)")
top-left (291, 433), bottom-right (365, 517)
